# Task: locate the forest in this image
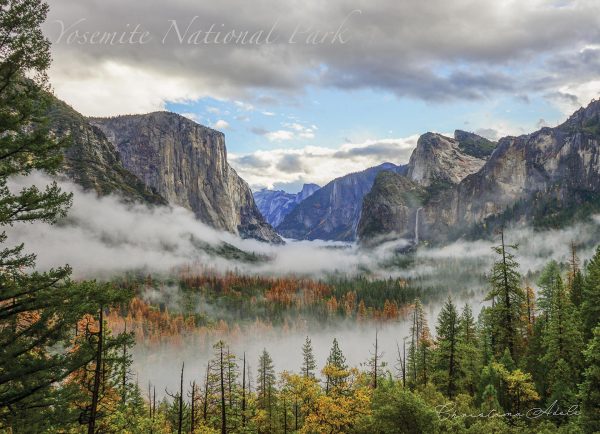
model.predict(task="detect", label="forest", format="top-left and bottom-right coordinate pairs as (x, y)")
top-left (1, 1), bottom-right (600, 433)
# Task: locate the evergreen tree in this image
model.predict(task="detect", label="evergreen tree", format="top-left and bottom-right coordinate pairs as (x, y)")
top-left (325, 338), bottom-right (348, 393)
top-left (568, 241), bottom-right (584, 308)
top-left (537, 260), bottom-right (561, 320)
top-left (582, 246), bottom-right (600, 340)
top-left (580, 325), bottom-right (600, 433)
top-left (541, 274), bottom-right (584, 399)
top-left (367, 330), bottom-right (384, 389)
top-left (301, 336), bottom-right (316, 379)
top-left (457, 304), bottom-right (480, 395)
top-left (485, 230), bottom-right (526, 360)
top-left (407, 299), bottom-right (432, 387)
top-left (257, 348), bottom-right (276, 428)
top-left (433, 297), bottom-right (459, 397)
top-left (524, 284), bottom-right (536, 337)
top-left (0, 0), bottom-right (132, 428)
top-left (570, 269), bottom-right (585, 309)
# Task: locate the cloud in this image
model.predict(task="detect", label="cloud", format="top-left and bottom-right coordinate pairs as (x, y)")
top-left (213, 119), bottom-right (230, 130)
top-left (252, 122), bottom-right (316, 142)
top-left (265, 130), bottom-right (294, 141)
top-left (250, 126), bottom-right (269, 136)
top-left (276, 154), bottom-right (307, 173)
top-left (44, 0), bottom-right (600, 115)
top-left (181, 112), bottom-right (200, 122)
top-left (4, 173), bottom-right (361, 278)
top-left (229, 135), bottom-right (418, 190)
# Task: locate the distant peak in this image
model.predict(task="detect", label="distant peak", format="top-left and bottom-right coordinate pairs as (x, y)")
top-left (560, 98), bottom-right (600, 129)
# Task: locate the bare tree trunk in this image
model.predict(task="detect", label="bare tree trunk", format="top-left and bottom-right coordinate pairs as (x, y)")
top-left (190, 380), bottom-right (196, 433)
top-left (121, 322), bottom-right (127, 404)
top-left (88, 306), bottom-right (103, 434)
top-left (283, 397), bottom-right (287, 434)
top-left (374, 330), bottom-right (378, 389)
top-left (178, 363), bottom-right (184, 434)
top-left (220, 346), bottom-right (226, 434)
top-left (203, 362), bottom-right (210, 421)
top-left (153, 386), bottom-right (156, 420)
top-left (241, 352), bottom-right (246, 428)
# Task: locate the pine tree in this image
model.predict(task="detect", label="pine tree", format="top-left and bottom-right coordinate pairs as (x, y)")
top-left (407, 299), bottom-right (432, 387)
top-left (537, 260), bottom-right (561, 320)
top-left (0, 0), bottom-right (132, 427)
top-left (485, 230), bottom-right (526, 360)
top-left (535, 276), bottom-right (582, 421)
top-left (367, 330), bottom-right (384, 389)
top-left (301, 336), bottom-right (316, 379)
top-left (582, 246), bottom-right (600, 340)
top-left (257, 348), bottom-right (276, 428)
top-left (580, 325), bottom-right (600, 433)
top-left (568, 241), bottom-right (584, 308)
top-left (433, 297), bottom-right (459, 397)
top-left (542, 275), bottom-right (583, 381)
top-left (325, 338), bottom-right (348, 393)
top-left (457, 304), bottom-right (480, 395)
top-left (524, 284), bottom-right (536, 337)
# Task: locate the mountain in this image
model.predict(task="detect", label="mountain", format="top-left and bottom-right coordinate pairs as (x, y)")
top-left (358, 100), bottom-right (600, 245)
top-left (357, 171), bottom-right (426, 246)
top-left (254, 183), bottom-right (320, 227)
top-left (406, 131), bottom-right (491, 187)
top-left (48, 97), bottom-right (167, 205)
top-left (90, 112), bottom-right (282, 244)
top-left (277, 163), bottom-right (407, 241)
top-left (454, 129), bottom-right (497, 159)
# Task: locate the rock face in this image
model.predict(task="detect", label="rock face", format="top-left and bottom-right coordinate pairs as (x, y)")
top-left (406, 132), bottom-right (489, 187)
top-left (427, 99), bottom-right (600, 240)
top-left (254, 183), bottom-right (320, 227)
top-left (48, 97), bottom-right (166, 205)
top-left (90, 112), bottom-right (282, 243)
top-left (454, 130), bottom-right (497, 159)
top-left (357, 171), bottom-right (425, 245)
top-left (277, 163), bottom-right (407, 241)
top-left (359, 99), bottom-right (600, 245)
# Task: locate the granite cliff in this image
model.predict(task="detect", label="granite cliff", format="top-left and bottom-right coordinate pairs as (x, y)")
top-left (48, 98), bottom-right (166, 205)
top-left (358, 100), bottom-right (600, 245)
top-left (90, 113), bottom-right (282, 243)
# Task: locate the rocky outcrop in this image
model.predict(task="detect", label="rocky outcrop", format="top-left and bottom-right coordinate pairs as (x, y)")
top-left (48, 97), bottom-right (166, 205)
top-left (359, 99), bottom-right (600, 245)
top-left (357, 171), bottom-right (425, 245)
top-left (277, 163), bottom-right (406, 241)
top-left (406, 132), bottom-right (489, 187)
top-left (91, 112), bottom-right (282, 244)
top-left (454, 130), bottom-right (497, 159)
top-left (427, 99), bottom-right (600, 240)
top-left (254, 183), bottom-right (320, 227)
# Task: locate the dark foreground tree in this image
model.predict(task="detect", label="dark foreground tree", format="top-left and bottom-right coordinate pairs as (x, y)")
top-left (580, 325), bottom-right (600, 434)
top-left (485, 230), bottom-right (525, 360)
top-left (433, 297), bottom-right (459, 398)
top-left (0, 0), bottom-right (132, 429)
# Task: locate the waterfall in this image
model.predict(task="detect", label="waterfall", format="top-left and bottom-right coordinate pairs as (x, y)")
top-left (414, 207), bottom-right (423, 245)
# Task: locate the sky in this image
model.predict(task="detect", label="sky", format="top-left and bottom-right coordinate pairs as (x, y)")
top-left (43, 0), bottom-right (600, 192)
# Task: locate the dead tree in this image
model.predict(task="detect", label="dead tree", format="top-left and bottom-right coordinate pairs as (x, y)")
top-left (88, 305), bottom-right (104, 434)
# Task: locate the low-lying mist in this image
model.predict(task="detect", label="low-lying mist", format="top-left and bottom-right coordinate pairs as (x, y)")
top-left (133, 293), bottom-right (482, 400)
top-left (9, 173), bottom-right (600, 283)
top-left (8, 172), bottom-right (600, 398)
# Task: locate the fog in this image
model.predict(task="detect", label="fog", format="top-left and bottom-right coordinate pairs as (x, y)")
top-left (133, 293), bottom-right (485, 398)
top-left (7, 172), bottom-right (600, 398)
top-left (6, 173), bottom-right (408, 279)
